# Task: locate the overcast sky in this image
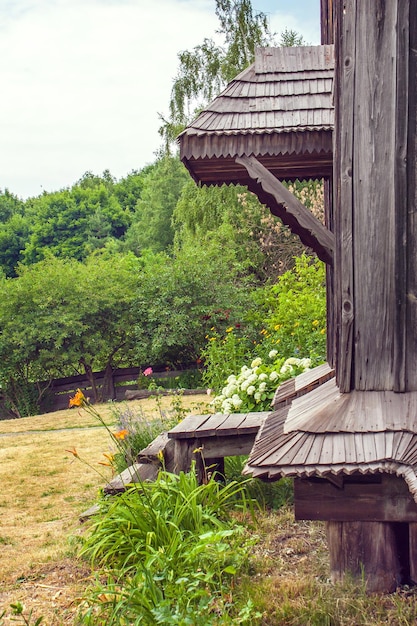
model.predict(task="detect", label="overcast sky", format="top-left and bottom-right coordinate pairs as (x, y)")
top-left (0, 0), bottom-right (320, 199)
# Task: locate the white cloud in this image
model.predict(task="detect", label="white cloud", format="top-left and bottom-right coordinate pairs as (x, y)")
top-left (1, 0), bottom-right (217, 197)
top-left (0, 0), bottom-right (319, 199)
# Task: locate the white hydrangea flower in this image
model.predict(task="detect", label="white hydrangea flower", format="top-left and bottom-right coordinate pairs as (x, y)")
top-left (222, 399), bottom-right (233, 413)
top-left (232, 394), bottom-right (243, 408)
top-left (280, 363), bottom-right (293, 376)
top-left (259, 381), bottom-right (267, 392)
top-left (240, 379), bottom-right (250, 391)
top-left (226, 383), bottom-right (238, 397)
top-left (268, 349), bottom-right (278, 359)
top-left (247, 385), bottom-right (256, 395)
top-left (258, 373), bottom-right (268, 381)
top-left (269, 371), bottom-right (279, 381)
top-left (254, 391), bottom-right (261, 402)
top-left (227, 374), bottom-right (237, 384)
top-left (285, 357), bottom-right (299, 366)
top-left (251, 357), bottom-right (262, 369)
top-left (300, 358), bottom-right (312, 370)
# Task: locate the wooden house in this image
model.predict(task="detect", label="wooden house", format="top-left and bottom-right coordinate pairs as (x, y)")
top-left (178, 0), bottom-right (417, 593)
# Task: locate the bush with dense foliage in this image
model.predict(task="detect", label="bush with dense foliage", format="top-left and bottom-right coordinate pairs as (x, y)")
top-left (202, 253), bottom-right (327, 398)
top-left (79, 469), bottom-right (258, 625)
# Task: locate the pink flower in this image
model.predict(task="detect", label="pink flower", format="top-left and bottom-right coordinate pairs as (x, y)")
top-left (143, 367), bottom-right (153, 377)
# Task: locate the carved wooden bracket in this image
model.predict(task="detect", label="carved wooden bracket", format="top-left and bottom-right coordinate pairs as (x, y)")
top-left (235, 155), bottom-right (335, 265)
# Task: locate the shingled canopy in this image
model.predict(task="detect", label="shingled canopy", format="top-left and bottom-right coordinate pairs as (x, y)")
top-left (178, 44), bottom-right (335, 265)
top-left (179, 44), bottom-right (334, 186)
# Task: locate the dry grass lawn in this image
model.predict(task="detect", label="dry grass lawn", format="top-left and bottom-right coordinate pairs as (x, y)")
top-left (3, 395), bottom-right (417, 625)
top-left (0, 394), bottom-right (210, 625)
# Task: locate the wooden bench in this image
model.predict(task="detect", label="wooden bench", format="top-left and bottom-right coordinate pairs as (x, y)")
top-left (167, 411), bottom-right (269, 480)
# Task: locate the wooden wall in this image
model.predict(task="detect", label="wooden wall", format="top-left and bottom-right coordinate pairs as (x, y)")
top-left (333, 0), bottom-right (417, 392)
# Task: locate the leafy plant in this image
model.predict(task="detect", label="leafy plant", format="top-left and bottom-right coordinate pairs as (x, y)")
top-left (261, 253), bottom-right (327, 361)
top-left (202, 325), bottom-right (253, 394)
top-left (78, 467), bottom-right (258, 624)
top-left (210, 353), bottom-right (312, 413)
top-left (6, 603), bottom-right (43, 625)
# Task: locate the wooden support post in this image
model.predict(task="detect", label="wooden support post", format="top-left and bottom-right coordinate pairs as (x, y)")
top-left (173, 438), bottom-right (200, 475)
top-left (409, 523), bottom-right (417, 584)
top-left (326, 521), bottom-right (408, 593)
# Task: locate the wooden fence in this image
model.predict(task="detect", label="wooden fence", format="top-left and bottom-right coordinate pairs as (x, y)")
top-left (0, 366), bottom-right (201, 418)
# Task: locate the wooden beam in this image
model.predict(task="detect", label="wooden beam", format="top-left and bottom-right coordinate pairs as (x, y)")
top-left (294, 475), bottom-right (417, 522)
top-left (235, 155), bottom-right (334, 265)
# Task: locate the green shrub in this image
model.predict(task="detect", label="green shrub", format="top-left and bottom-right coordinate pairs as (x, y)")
top-left (201, 325), bottom-right (252, 393)
top-left (210, 354), bottom-right (312, 412)
top-left (201, 254), bottom-right (327, 397)
top-left (262, 253), bottom-right (326, 361)
top-left (79, 468), bottom-right (259, 624)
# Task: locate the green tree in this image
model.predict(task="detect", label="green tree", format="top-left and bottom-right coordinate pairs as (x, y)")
top-left (22, 174), bottom-right (132, 264)
top-left (123, 156), bottom-right (189, 255)
top-left (174, 180), bottom-right (321, 282)
top-left (161, 0), bottom-right (275, 146)
top-left (258, 254), bottom-right (327, 360)
top-left (0, 190), bottom-right (29, 277)
top-left (114, 166), bottom-right (154, 212)
top-left (133, 244), bottom-right (248, 368)
top-left (0, 253), bottom-right (141, 415)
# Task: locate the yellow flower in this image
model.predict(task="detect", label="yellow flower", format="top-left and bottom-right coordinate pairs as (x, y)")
top-left (274, 324), bottom-right (281, 331)
top-left (226, 326), bottom-right (233, 333)
top-left (68, 388), bottom-right (86, 408)
top-left (312, 319), bottom-right (319, 326)
top-left (114, 429), bottom-right (129, 441)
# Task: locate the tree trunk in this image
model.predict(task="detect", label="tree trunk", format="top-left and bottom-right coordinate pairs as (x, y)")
top-left (79, 358), bottom-right (99, 403)
top-left (101, 362), bottom-right (116, 401)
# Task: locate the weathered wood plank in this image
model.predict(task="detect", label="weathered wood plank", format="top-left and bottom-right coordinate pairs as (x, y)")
top-left (320, 0), bottom-right (334, 45)
top-left (193, 412), bottom-right (231, 437)
top-left (136, 432), bottom-right (176, 472)
top-left (409, 522), bottom-right (417, 583)
top-left (104, 463), bottom-right (159, 495)
top-left (273, 362), bottom-right (335, 409)
top-left (295, 475), bottom-right (417, 522)
top-left (236, 411), bottom-right (268, 434)
top-left (235, 155), bottom-right (335, 265)
top-left (326, 520), bottom-right (405, 592)
top-left (334, 0), bottom-right (355, 392)
top-left (406, 0), bottom-right (417, 388)
top-left (213, 413), bottom-right (250, 436)
top-left (353, 0), bottom-right (399, 389)
top-left (202, 434), bottom-right (258, 458)
top-left (392, 0), bottom-right (410, 391)
top-left (168, 414), bottom-right (212, 438)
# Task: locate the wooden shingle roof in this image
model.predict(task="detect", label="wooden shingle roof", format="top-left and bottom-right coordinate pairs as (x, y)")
top-left (244, 374), bottom-right (417, 502)
top-left (178, 45), bottom-right (334, 185)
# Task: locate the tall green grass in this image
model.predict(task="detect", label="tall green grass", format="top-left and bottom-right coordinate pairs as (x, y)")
top-left (78, 467), bottom-right (260, 625)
